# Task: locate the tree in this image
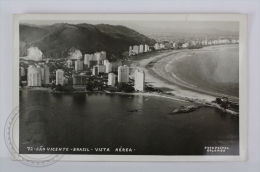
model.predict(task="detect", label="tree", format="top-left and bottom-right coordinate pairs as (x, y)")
top-left (86, 82), bottom-right (93, 91)
top-left (56, 84), bottom-right (64, 92)
top-left (64, 85), bottom-right (74, 92)
top-left (123, 86), bottom-right (134, 93)
top-left (51, 83), bottom-right (56, 90)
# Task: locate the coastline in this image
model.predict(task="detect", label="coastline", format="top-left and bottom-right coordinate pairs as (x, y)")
top-left (22, 44), bottom-right (239, 116)
top-left (131, 44), bottom-right (239, 103)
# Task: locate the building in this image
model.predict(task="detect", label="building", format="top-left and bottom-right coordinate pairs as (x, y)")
top-left (20, 67), bottom-right (25, 76)
top-left (108, 73), bottom-right (116, 86)
top-left (42, 65), bottom-right (50, 84)
top-left (182, 43), bottom-right (189, 48)
top-left (129, 46), bottom-right (132, 56)
top-left (204, 37), bottom-right (208, 45)
top-left (75, 60), bottom-right (83, 71)
top-left (56, 69), bottom-right (64, 85)
top-left (27, 66), bottom-right (42, 86)
top-left (132, 45), bottom-right (139, 54)
top-left (97, 65), bottom-right (106, 73)
top-left (103, 60), bottom-right (109, 66)
top-left (134, 69), bottom-right (145, 91)
top-left (139, 44), bottom-right (144, 53)
top-left (67, 59), bottom-right (72, 68)
top-left (144, 44), bottom-right (149, 52)
top-left (73, 75), bottom-right (88, 90)
top-left (94, 52), bottom-right (101, 61)
top-left (154, 43), bottom-right (160, 50)
top-left (101, 51), bottom-right (106, 60)
top-left (89, 60), bottom-right (98, 68)
top-left (105, 62), bottom-right (112, 73)
top-left (92, 66), bottom-right (99, 76)
top-left (159, 43), bottom-right (165, 49)
top-left (84, 54), bottom-right (91, 67)
top-left (118, 65), bottom-right (129, 83)
top-left (172, 43), bottom-right (178, 49)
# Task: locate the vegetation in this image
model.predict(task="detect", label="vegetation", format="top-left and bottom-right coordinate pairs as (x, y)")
top-left (117, 83), bottom-right (135, 93)
top-left (19, 23), bottom-right (156, 59)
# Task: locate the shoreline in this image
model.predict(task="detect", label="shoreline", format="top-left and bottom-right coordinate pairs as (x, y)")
top-left (22, 44), bottom-right (239, 116)
top-left (21, 87), bottom-right (239, 116)
top-left (131, 44), bottom-right (239, 102)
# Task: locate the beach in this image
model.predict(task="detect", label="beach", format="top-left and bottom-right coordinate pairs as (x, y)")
top-left (131, 44), bottom-right (239, 103)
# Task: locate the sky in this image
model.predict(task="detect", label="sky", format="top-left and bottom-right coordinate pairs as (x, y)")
top-left (21, 20), bottom-right (239, 33)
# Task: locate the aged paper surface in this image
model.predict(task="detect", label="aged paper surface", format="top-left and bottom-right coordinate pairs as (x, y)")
top-left (11, 14), bottom-right (247, 162)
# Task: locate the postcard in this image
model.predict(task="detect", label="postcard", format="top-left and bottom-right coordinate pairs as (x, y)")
top-left (9, 14), bottom-right (247, 165)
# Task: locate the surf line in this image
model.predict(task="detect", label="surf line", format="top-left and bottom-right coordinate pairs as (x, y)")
top-left (162, 53), bottom-right (197, 88)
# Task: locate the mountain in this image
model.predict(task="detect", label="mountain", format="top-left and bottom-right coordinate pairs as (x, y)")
top-left (19, 23), bottom-right (156, 60)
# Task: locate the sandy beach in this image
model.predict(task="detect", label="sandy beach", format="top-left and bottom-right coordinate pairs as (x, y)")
top-left (131, 45), bottom-right (239, 103)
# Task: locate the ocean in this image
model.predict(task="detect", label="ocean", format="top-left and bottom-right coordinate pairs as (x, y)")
top-left (158, 45), bottom-right (239, 98)
top-left (19, 90), bottom-right (239, 155)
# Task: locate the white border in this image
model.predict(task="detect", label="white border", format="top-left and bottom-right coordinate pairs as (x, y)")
top-left (13, 14), bottom-right (248, 162)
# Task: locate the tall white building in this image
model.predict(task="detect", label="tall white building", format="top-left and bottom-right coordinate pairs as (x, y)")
top-left (56, 69), bottom-right (64, 85)
top-left (105, 62), bottom-right (112, 73)
top-left (108, 73), bottom-right (116, 86)
top-left (27, 66), bottom-right (42, 86)
top-left (134, 69), bottom-right (145, 91)
top-left (75, 60), bottom-right (83, 71)
top-left (144, 44), bottom-right (149, 52)
top-left (92, 66), bottom-right (99, 76)
top-left (97, 65), bottom-right (106, 73)
top-left (139, 44), bottom-right (144, 53)
top-left (133, 45), bottom-right (139, 54)
top-left (118, 65), bottom-right (129, 83)
top-left (103, 60), bottom-right (109, 66)
top-left (129, 46), bottom-right (132, 56)
top-left (42, 65), bottom-right (50, 84)
top-left (84, 54), bottom-right (91, 67)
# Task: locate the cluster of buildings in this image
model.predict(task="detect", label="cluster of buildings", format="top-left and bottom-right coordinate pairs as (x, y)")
top-left (23, 65), bottom-right (50, 86)
top-left (129, 44), bottom-right (150, 56)
top-left (154, 37), bottom-right (239, 50)
top-left (21, 50), bottom-right (146, 92)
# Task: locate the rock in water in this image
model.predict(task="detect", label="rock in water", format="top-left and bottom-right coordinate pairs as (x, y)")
top-left (170, 105), bottom-right (200, 115)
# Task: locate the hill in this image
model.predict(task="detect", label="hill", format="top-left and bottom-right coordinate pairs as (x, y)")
top-left (19, 23), bottom-right (156, 60)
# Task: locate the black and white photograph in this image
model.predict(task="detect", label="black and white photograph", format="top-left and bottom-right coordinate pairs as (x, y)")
top-left (13, 14), bottom-right (247, 161)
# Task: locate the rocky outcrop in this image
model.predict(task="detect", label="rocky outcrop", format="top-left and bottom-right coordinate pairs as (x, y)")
top-left (169, 105), bottom-right (200, 115)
